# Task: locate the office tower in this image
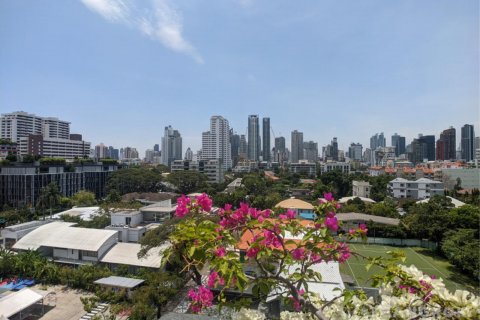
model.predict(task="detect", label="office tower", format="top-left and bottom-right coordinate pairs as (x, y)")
top-left (461, 124), bottom-right (475, 162)
top-left (95, 143), bottom-right (109, 159)
top-left (436, 127), bottom-right (456, 160)
top-left (247, 115), bottom-right (261, 161)
top-left (370, 132), bottom-right (386, 150)
top-left (153, 144), bottom-right (160, 152)
top-left (417, 135), bottom-right (435, 161)
top-left (201, 116), bottom-right (232, 170)
top-left (391, 133), bottom-right (406, 157)
top-left (161, 126), bottom-right (182, 166)
top-left (291, 130), bottom-right (304, 163)
top-left (348, 143), bottom-right (363, 161)
top-left (331, 137), bottom-right (338, 161)
top-left (185, 147), bottom-right (193, 161)
top-left (262, 117), bottom-right (271, 162)
top-left (109, 146), bottom-right (119, 160)
top-left (409, 138), bottom-right (427, 164)
top-left (303, 141), bottom-right (318, 162)
top-left (274, 136), bottom-right (286, 163)
top-left (239, 135), bottom-right (247, 160)
top-left (230, 130), bottom-right (240, 167)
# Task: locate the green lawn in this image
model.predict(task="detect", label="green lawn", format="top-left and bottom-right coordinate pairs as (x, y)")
top-left (340, 243), bottom-right (479, 294)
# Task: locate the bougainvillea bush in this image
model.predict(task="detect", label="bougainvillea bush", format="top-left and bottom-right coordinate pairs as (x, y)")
top-left (167, 193), bottom-right (479, 319)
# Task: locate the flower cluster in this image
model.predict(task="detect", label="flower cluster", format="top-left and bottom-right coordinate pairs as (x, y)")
top-left (187, 285), bottom-right (214, 313)
top-left (207, 270), bottom-right (225, 288)
top-left (175, 193), bottom-right (212, 218)
top-left (217, 202), bottom-right (271, 230)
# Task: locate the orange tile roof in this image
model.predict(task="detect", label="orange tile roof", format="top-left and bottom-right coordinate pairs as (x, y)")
top-left (236, 219), bottom-right (315, 251)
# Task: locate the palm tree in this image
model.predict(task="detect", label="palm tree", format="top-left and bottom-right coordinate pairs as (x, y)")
top-left (0, 248), bottom-right (16, 278)
top-left (37, 182), bottom-right (61, 220)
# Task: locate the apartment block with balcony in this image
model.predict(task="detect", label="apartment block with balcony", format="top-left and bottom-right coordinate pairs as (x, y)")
top-left (388, 178), bottom-right (444, 199)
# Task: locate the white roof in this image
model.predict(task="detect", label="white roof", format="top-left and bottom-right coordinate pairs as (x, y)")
top-left (268, 262), bottom-right (344, 302)
top-left (52, 206), bottom-right (101, 221)
top-left (415, 178), bottom-right (441, 183)
top-left (13, 221), bottom-right (118, 252)
top-left (0, 288), bottom-right (48, 318)
top-left (416, 196), bottom-right (466, 208)
top-left (390, 178), bottom-right (408, 182)
top-left (94, 276), bottom-right (144, 288)
top-left (339, 196), bottom-right (376, 204)
top-left (100, 242), bottom-right (169, 268)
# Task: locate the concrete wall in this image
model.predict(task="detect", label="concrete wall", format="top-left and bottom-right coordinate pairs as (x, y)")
top-left (111, 212), bottom-right (143, 227)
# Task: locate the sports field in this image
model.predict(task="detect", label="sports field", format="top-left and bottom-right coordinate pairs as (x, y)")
top-left (340, 243), bottom-right (479, 293)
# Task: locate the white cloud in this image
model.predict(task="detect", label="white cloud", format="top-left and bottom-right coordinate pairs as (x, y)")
top-left (80, 0), bottom-right (203, 63)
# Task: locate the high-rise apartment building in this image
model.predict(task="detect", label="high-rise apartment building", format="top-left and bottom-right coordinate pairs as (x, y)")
top-left (262, 117), bottom-right (271, 162)
top-left (239, 135), bottom-right (247, 160)
top-left (124, 147), bottom-right (139, 159)
top-left (1, 111), bottom-right (90, 159)
top-left (391, 133), bottom-right (406, 157)
top-left (436, 127), bottom-right (456, 161)
top-left (303, 141), bottom-right (318, 162)
top-left (291, 130), bottom-right (304, 163)
top-left (461, 124), bottom-right (475, 162)
top-left (247, 115), bottom-right (261, 161)
top-left (370, 133), bottom-right (386, 150)
top-left (201, 116), bottom-right (232, 170)
top-left (95, 143), bottom-right (109, 159)
top-left (161, 126), bottom-right (182, 166)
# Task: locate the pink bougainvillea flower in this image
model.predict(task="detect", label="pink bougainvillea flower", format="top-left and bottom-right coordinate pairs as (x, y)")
top-left (292, 248), bottom-right (305, 260)
top-left (285, 209), bottom-right (296, 219)
top-left (246, 247), bottom-right (260, 258)
top-left (279, 214), bottom-right (288, 220)
top-left (175, 195), bottom-right (191, 218)
top-left (196, 193), bottom-right (212, 212)
top-left (323, 192), bottom-right (334, 202)
top-left (214, 247), bottom-right (226, 257)
top-left (325, 215), bottom-right (338, 232)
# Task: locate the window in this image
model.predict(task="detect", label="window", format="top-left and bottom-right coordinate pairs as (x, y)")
top-left (82, 250), bottom-right (98, 258)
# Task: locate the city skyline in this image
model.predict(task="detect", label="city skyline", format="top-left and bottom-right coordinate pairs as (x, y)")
top-left (0, 0), bottom-right (478, 155)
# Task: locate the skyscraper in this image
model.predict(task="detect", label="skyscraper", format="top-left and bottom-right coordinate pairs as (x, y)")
top-left (417, 135), bottom-right (435, 161)
top-left (239, 135), bottom-right (247, 160)
top-left (230, 129), bottom-right (240, 167)
top-left (153, 144), bottom-right (160, 152)
top-left (184, 147), bottom-right (193, 161)
top-left (201, 116), bottom-right (232, 170)
top-left (291, 130), bottom-right (304, 163)
top-left (303, 141), bottom-right (318, 162)
top-left (262, 117), bottom-right (271, 162)
top-left (436, 127), bottom-right (456, 161)
top-left (370, 133), bottom-right (386, 150)
top-left (161, 125), bottom-right (182, 166)
top-left (391, 133), bottom-right (406, 157)
top-left (274, 136), bottom-right (286, 163)
top-left (461, 124), bottom-right (475, 162)
top-left (95, 143), bottom-right (109, 159)
top-left (348, 143), bottom-right (363, 161)
top-left (247, 115), bottom-right (261, 161)
top-left (331, 137), bottom-right (338, 161)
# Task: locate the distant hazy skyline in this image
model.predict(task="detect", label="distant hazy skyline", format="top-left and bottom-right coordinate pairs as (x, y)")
top-left (1, 0), bottom-right (478, 155)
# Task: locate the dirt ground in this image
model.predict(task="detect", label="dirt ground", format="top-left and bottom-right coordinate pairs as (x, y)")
top-left (37, 285), bottom-right (93, 320)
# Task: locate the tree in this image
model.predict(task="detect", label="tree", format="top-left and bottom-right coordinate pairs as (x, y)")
top-left (71, 190), bottom-right (97, 207)
top-left (36, 182), bottom-right (62, 219)
top-left (106, 167), bottom-right (163, 195)
top-left (164, 193), bottom-right (480, 319)
top-left (442, 229), bottom-right (479, 279)
top-left (6, 152), bottom-right (17, 162)
top-left (166, 171), bottom-right (208, 194)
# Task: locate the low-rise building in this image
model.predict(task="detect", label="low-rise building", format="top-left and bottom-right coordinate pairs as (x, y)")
top-left (275, 198), bottom-right (315, 220)
top-left (13, 222), bottom-right (118, 265)
top-left (388, 178), bottom-right (444, 199)
top-left (320, 161), bottom-right (350, 174)
top-left (290, 160), bottom-right (316, 176)
top-left (171, 159), bottom-right (225, 183)
top-left (352, 181), bottom-right (371, 198)
top-left (440, 168), bottom-right (480, 190)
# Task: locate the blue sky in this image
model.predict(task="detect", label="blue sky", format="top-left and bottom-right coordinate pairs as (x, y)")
top-left (0, 0), bottom-right (478, 156)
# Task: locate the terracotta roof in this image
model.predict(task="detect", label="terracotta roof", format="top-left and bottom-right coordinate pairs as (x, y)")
top-left (275, 198), bottom-right (314, 210)
top-left (236, 219), bottom-right (315, 251)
